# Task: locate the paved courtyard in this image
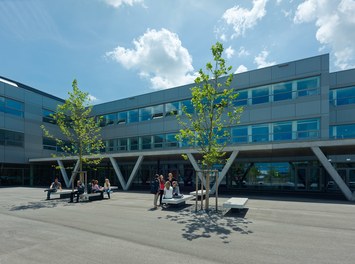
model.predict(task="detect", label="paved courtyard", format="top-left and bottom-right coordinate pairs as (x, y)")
top-left (0, 187), bottom-right (354, 264)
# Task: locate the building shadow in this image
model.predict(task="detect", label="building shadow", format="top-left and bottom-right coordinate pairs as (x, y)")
top-left (160, 206), bottom-right (252, 243)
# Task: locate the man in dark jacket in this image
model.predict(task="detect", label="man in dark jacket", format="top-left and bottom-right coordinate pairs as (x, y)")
top-left (151, 174), bottom-right (160, 209)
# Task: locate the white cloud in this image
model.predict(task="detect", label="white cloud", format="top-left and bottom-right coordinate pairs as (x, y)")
top-left (294, 0), bottom-right (355, 70)
top-left (106, 28), bottom-right (196, 89)
top-left (225, 46), bottom-right (235, 59)
top-left (88, 94), bottom-right (98, 102)
top-left (254, 50), bottom-right (276, 68)
top-left (221, 0), bottom-right (268, 39)
top-left (235, 65), bottom-right (248, 73)
top-left (237, 47), bottom-right (250, 57)
top-left (104, 0), bottom-right (144, 8)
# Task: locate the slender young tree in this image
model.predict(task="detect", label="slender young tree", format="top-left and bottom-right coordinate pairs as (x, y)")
top-left (176, 42), bottom-right (243, 210)
top-left (41, 79), bottom-right (104, 187)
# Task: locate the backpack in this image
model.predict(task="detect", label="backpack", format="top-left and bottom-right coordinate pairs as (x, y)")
top-left (150, 179), bottom-right (159, 194)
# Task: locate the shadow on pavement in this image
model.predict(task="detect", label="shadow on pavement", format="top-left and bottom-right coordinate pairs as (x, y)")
top-left (161, 206), bottom-right (253, 243)
top-left (9, 199), bottom-right (75, 211)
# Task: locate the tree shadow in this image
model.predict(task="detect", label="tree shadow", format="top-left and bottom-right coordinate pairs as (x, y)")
top-left (161, 206), bottom-right (253, 243)
top-left (9, 199), bottom-right (76, 211)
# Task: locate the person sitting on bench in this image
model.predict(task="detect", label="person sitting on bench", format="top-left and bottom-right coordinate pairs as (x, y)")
top-left (69, 180), bottom-right (85, 203)
top-left (164, 181), bottom-right (173, 199)
top-left (46, 177), bottom-right (62, 200)
top-left (92, 180), bottom-right (103, 193)
top-left (103, 178), bottom-right (111, 199)
top-left (172, 181), bottom-right (183, 198)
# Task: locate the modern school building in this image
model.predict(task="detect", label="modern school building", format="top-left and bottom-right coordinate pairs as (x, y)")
top-left (1, 54), bottom-right (355, 201)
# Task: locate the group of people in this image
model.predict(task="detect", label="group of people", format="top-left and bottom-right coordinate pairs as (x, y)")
top-left (46, 177), bottom-right (112, 202)
top-left (152, 172), bottom-right (183, 209)
top-left (88, 178), bottom-right (112, 198)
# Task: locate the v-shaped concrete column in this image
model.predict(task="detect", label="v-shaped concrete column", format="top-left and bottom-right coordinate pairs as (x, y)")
top-left (110, 155), bottom-right (144, 191)
top-left (57, 159), bottom-right (80, 188)
top-left (311, 146), bottom-right (355, 201)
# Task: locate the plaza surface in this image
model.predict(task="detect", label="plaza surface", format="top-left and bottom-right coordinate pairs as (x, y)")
top-left (0, 187), bottom-right (354, 264)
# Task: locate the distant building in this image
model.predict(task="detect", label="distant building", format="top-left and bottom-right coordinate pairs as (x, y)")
top-left (1, 54), bottom-right (355, 200)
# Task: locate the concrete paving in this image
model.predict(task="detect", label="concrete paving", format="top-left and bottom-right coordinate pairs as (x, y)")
top-left (0, 187), bottom-right (354, 264)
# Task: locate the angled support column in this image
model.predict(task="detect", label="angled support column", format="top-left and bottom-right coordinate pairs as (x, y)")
top-left (69, 160), bottom-right (80, 188)
top-left (109, 157), bottom-right (127, 190)
top-left (58, 159), bottom-right (80, 188)
top-left (210, 150), bottom-right (239, 194)
top-left (57, 159), bottom-right (70, 188)
top-left (125, 155), bottom-right (144, 191)
top-left (311, 146), bottom-right (355, 201)
top-left (186, 153), bottom-right (206, 186)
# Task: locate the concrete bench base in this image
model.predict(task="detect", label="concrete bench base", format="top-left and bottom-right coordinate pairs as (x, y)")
top-left (189, 190), bottom-right (206, 200)
top-left (162, 194), bottom-right (193, 207)
top-left (223, 197), bottom-right (248, 211)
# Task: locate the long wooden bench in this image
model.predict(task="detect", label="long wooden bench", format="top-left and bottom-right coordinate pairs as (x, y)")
top-left (223, 197), bottom-right (249, 211)
top-left (161, 194), bottom-right (193, 207)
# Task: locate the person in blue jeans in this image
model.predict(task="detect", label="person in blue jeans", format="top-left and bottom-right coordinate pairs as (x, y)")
top-left (103, 178), bottom-right (111, 199)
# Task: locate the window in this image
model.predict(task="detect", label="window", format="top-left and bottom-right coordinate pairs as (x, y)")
top-left (128, 109), bottom-right (139, 123)
top-left (234, 90), bottom-right (248, 106)
top-left (105, 113), bottom-right (117, 126)
top-left (330, 124), bottom-right (355, 139)
top-left (153, 134), bottom-right (164, 148)
top-left (118, 138), bottom-right (128, 150)
top-left (297, 119), bottom-right (319, 139)
top-left (165, 102), bottom-right (179, 116)
top-left (273, 122), bottom-right (292, 141)
top-left (0, 96), bottom-right (24, 117)
top-left (43, 137), bottom-right (57, 150)
top-left (166, 133), bottom-right (178, 148)
top-left (332, 86), bottom-right (355, 106)
top-left (297, 77), bottom-right (319, 97)
top-left (129, 137), bottom-right (139, 150)
top-left (273, 82), bottom-right (292, 101)
top-left (108, 139), bottom-right (117, 151)
top-left (140, 107), bottom-right (152, 122)
top-left (181, 100), bottom-right (194, 114)
top-left (0, 129), bottom-right (24, 147)
top-left (141, 136), bottom-right (152, 149)
top-left (151, 105), bottom-right (164, 119)
top-left (252, 86), bottom-right (269, 105)
top-left (43, 109), bottom-right (56, 124)
top-left (252, 125), bottom-right (269, 142)
top-left (231, 126), bottom-right (248, 143)
top-left (117, 111), bottom-right (127, 124)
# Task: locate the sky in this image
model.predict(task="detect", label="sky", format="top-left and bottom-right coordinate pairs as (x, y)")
top-left (0, 0), bottom-right (354, 104)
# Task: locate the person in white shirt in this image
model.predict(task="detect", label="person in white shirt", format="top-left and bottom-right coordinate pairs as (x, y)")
top-left (164, 181), bottom-right (173, 199)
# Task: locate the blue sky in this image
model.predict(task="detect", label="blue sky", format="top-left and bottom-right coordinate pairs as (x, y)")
top-left (0, 0), bottom-right (354, 103)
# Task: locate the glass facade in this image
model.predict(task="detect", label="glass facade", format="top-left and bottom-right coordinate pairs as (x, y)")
top-left (0, 129), bottom-right (24, 147)
top-left (0, 96), bottom-right (24, 117)
top-left (330, 124), bottom-right (355, 139)
top-left (330, 86), bottom-right (355, 106)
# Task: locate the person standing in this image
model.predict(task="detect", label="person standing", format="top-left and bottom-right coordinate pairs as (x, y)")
top-left (158, 175), bottom-right (165, 206)
top-left (151, 174), bottom-right (160, 209)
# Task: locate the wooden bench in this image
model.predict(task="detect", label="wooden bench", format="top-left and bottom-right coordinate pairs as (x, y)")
top-left (161, 194), bottom-right (193, 207)
top-left (223, 197), bottom-right (249, 212)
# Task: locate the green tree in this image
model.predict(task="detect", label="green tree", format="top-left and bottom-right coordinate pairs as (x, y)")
top-left (41, 79), bottom-right (104, 187)
top-left (176, 42), bottom-right (244, 210)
